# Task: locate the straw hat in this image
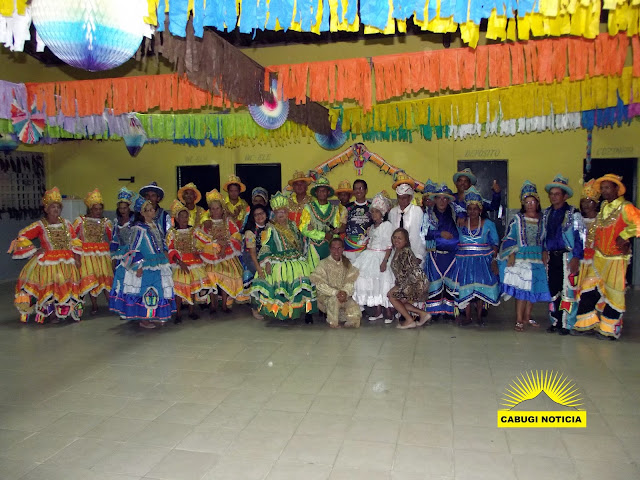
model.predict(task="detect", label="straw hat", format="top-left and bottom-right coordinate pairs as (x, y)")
top-left (310, 177), bottom-right (335, 198)
top-left (139, 181), bottom-right (165, 201)
top-left (223, 175), bottom-right (246, 193)
top-left (335, 180), bottom-right (353, 195)
top-left (594, 173), bottom-right (626, 196)
top-left (453, 168), bottom-right (477, 185)
top-left (288, 170), bottom-right (313, 186)
top-left (391, 172), bottom-right (415, 190)
top-left (177, 182), bottom-right (202, 204)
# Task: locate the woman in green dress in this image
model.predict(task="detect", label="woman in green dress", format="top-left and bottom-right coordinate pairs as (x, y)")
top-left (250, 192), bottom-right (318, 321)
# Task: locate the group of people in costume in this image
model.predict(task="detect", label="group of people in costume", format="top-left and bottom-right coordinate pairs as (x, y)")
top-left (8, 168), bottom-right (640, 339)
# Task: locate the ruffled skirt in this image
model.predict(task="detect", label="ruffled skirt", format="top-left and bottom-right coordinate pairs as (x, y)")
top-left (79, 243), bottom-right (113, 297)
top-left (250, 258), bottom-right (317, 320)
top-left (352, 250), bottom-right (395, 308)
top-left (14, 253), bottom-right (83, 322)
top-left (204, 256), bottom-right (244, 298)
top-left (499, 259), bottom-right (551, 303)
top-left (109, 260), bottom-right (176, 321)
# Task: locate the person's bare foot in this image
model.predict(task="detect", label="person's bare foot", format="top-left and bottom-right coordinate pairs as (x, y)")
top-left (416, 312), bottom-right (431, 327)
top-left (397, 321), bottom-right (416, 329)
top-left (329, 323), bottom-right (341, 329)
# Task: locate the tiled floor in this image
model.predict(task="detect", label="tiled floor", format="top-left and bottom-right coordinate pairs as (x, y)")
top-left (0, 283), bottom-right (639, 480)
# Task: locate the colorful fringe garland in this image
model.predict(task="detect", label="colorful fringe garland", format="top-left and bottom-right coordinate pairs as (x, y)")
top-left (7, 32), bottom-right (639, 118)
top-left (25, 74), bottom-right (227, 117)
top-left (1, 1), bottom-right (638, 49)
top-left (269, 33), bottom-right (637, 111)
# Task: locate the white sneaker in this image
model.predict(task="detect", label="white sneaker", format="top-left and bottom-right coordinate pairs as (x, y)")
top-left (384, 318), bottom-right (393, 324)
top-left (368, 314), bottom-right (383, 321)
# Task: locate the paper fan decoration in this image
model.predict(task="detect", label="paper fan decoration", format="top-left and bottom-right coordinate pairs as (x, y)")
top-left (315, 119), bottom-right (349, 150)
top-left (249, 81), bottom-right (289, 130)
top-left (11, 100), bottom-right (46, 144)
top-left (122, 114), bottom-right (147, 157)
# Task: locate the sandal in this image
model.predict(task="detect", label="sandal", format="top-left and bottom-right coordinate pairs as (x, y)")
top-left (514, 322), bottom-right (525, 332)
top-left (528, 319), bottom-right (540, 328)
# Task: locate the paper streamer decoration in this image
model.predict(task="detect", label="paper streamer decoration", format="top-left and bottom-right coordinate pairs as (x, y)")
top-left (11, 99), bottom-right (45, 144)
top-left (248, 82), bottom-right (289, 130)
top-left (31, 0), bottom-right (149, 71)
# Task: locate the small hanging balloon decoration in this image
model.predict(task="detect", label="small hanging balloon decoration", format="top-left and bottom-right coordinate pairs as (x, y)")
top-left (122, 114), bottom-right (147, 157)
top-left (315, 118), bottom-right (349, 151)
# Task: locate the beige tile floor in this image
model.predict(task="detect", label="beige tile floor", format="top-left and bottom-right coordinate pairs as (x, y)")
top-left (0, 285), bottom-right (639, 480)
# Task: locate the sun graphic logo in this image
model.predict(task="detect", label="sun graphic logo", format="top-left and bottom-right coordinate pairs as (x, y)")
top-left (497, 370), bottom-right (587, 428)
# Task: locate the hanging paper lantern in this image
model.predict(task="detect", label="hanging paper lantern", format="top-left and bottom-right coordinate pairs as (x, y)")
top-left (249, 81), bottom-right (289, 130)
top-left (315, 119), bottom-right (349, 150)
top-left (31, 0), bottom-right (149, 72)
top-left (11, 100), bottom-right (45, 144)
top-left (122, 114), bottom-right (147, 157)
top-left (0, 133), bottom-right (19, 152)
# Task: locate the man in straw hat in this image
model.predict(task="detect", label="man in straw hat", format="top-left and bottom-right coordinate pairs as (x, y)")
top-left (300, 176), bottom-right (342, 271)
top-left (389, 172), bottom-right (426, 262)
top-left (343, 179), bottom-right (373, 261)
top-left (452, 168), bottom-right (501, 221)
top-left (541, 174), bottom-right (584, 336)
top-left (575, 174), bottom-right (640, 340)
top-left (177, 182), bottom-right (206, 228)
top-left (287, 170), bottom-right (314, 226)
top-left (223, 174), bottom-right (249, 228)
top-left (139, 181), bottom-right (171, 242)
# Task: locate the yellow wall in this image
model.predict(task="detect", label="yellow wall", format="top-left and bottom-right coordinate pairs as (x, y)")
top-left (43, 120), bottom-right (640, 210)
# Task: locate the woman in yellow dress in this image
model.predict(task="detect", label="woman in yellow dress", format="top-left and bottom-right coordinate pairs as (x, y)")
top-left (8, 187), bottom-right (84, 323)
top-left (166, 200), bottom-right (213, 323)
top-left (200, 189), bottom-right (244, 314)
top-left (73, 189), bottom-right (114, 314)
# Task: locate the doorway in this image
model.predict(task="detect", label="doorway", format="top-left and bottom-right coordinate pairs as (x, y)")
top-left (584, 157), bottom-right (638, 285)
top-left (176, 165), bottom-right (220, 210)
top-left (458, 160), bottom-right (508, 239)
top-left (235, 163), bottom-right (282, 203)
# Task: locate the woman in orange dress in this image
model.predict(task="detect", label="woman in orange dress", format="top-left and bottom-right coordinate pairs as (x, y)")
top-left (73, 189), bottom-right (114, 314)
top-left (200, 189), bottom-right (244, 314)
top-left (8, 187), bottom-right (84, 323)
top-left (166, 200), bottom-right (213, 323)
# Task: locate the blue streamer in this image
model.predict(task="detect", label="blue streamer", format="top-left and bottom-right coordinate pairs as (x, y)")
top-left (222, 0), bottom-right (238, 32)
top-left (204, 0), bottom-right (224, 31)
top-left (239, 0), bottom-right (257, 33)
top-left (168, 0), bottom-right (189, 36)
top-left (453, 0), bottom-right (469, 23)
top-left (319, 0), bottom-right (330, 31)
top-left (193, 0), bottom-right (205, 36)
top-left (156, 0), bottom-right (166, 32)
top-left (360, 0), bottom-right (391, 30)
top-left (439, 0), bottom-right (454, 19)
top-left (266, 0), bottom-right (295, 31)
top-left (345, 0), bottom-right (358, 24)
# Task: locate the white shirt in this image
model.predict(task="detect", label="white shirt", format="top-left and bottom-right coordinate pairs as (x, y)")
top-left (389, 203), bottom-right (426, 260)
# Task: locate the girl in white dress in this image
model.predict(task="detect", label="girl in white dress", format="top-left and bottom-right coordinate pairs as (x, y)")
top-left (353, 192), bottom-right (396, 323)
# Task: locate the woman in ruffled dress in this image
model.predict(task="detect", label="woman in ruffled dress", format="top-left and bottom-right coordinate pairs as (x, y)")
top-left (447, 187), bottom-right (501, 326)
top-left (243, 204), bottom-right (270, 319)
top-left (352, 192), bottom-right (395, 323)
top-left (72, 189), bottom-right (114, 314)
top-left (388, 228), bottom-right (431, 329)
top-left (166, 200), bottom-right (213, 324)
top-left (8, 187), bottom-right (84, 323)
top-left (498, 181), bottom-right (551, 332)
top-left (200, 189), bottom-right (244, 314)
top-left (109, 198), bottom-right (176, 329)
top-left (250, 192), bottom-right (317, 322)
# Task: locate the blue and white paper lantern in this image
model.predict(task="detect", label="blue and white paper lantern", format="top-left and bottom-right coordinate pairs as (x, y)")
top-left (31, 0), bottom-right (149, 72)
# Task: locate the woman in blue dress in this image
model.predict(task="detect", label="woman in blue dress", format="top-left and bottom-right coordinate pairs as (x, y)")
top-left (109, 197), bottom-right (176, 329)
top-left (422, 184), bottom-right (459, 318)
top-left (498, 181), bottom-right (551, 332)
top-left (447, 187), bottom-right (500, 326)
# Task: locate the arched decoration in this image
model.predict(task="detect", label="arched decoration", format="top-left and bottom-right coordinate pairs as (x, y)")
top-left (306, 143), bottom-right (427, 192)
